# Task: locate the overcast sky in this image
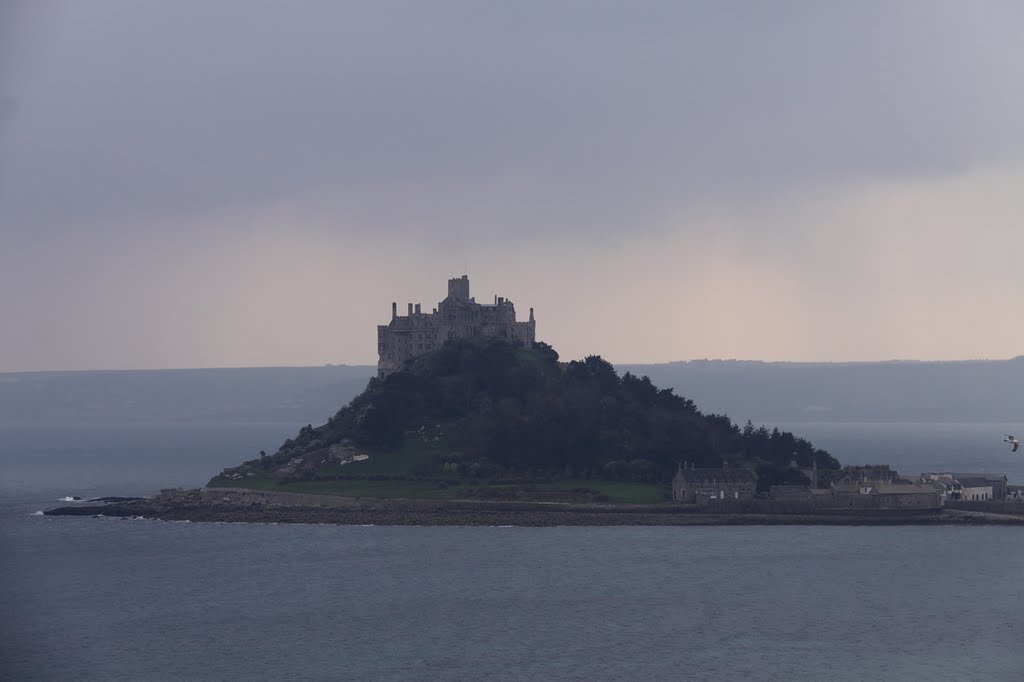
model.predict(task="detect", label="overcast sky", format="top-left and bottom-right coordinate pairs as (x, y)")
top-left (2, 1), bottom-right (1023, 371)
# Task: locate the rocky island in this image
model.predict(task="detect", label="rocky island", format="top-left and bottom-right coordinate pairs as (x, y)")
top-left (44, 276), bottom-right (1024, 526)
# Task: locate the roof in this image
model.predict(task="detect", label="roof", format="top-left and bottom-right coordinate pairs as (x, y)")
top-left (953, 473), bottom-right (1007, 483)
top-left (956, 477), bottom-right (994, 489)
top-left (830, 483), bottom-right (940, 496)
top-left (872, 484), bottom-right (941, 496)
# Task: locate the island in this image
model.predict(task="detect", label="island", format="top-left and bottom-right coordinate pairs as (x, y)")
top-left (45, 276), bottom-right (1024, 526)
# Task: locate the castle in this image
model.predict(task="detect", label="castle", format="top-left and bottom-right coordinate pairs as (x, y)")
top-left (376, 275), bottom-right (536, 377)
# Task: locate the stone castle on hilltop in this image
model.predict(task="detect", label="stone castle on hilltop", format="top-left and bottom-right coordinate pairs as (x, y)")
top-left (377, 275), bottom-right (536, 377)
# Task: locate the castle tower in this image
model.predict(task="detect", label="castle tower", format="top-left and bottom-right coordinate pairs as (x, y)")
top-left (447, 275), bottom-right (470, 301)
top-left (377, 275), bottom-right (537, 378)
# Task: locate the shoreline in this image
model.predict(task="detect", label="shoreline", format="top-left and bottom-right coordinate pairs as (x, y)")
top-left (42, 487), bottom-right (1024, 527)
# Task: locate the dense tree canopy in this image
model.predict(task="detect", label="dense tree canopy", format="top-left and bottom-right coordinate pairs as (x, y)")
top-left (272, 338), bottom-right (840, 484)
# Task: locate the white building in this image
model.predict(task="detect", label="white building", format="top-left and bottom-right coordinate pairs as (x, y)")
top-left (957, 476), bottom-right (994, 501)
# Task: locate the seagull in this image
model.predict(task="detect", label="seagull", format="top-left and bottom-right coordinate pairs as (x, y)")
top-left (1004, 434), bottom-right (1020, 453)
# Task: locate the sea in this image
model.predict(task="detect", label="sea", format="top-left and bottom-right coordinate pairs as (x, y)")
top-left (3, 420), bottom-right (1024, 681)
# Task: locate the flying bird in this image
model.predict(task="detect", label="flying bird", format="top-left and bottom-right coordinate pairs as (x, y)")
top-left (1004, 434), bottom-right (1020, 453)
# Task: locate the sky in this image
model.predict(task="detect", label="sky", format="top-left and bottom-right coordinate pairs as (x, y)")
top-left (2, 1), bottom-right (1023, 371)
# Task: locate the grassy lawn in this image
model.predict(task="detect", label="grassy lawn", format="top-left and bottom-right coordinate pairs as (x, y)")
top-left (212, 477), bottom-right (474, 499)
top-left (330, 441), bottom-right (442, 475)
top-left (212, 435), bottom-right (669, 504)
top-left (210, 474), bottom-right (669, 504)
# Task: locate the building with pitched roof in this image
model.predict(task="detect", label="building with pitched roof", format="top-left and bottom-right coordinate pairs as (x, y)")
top-left (952, 473), bottom-right (1007, 500)
top-left (814, 482), bottom-right (942, 510)
top-left (671, 463), bottom-right (757, 503)
top-left (921, 472), bottom-right (1008, 501)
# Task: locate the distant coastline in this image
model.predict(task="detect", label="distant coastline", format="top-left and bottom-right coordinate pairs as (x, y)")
top-left (5, 356), bottom-right (1024, 426)
top-left (44, 488), bottom-right (1024, 527)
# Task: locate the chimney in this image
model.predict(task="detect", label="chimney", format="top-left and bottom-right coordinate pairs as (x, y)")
top-left (415, 303), bottom-right (421, 315)
top-left (529, 307), bottom-right (534, 322)
top-left (407, 303), bottom-right (413, 316)
top-left (392, 302), bottom-right (397, 319)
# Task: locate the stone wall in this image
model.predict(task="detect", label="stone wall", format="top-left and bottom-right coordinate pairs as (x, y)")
top-left (813, 490), bottom-right (941, 511)
top-left (947, 500), bottom-right (1024, 516)
top-left (694, 498), bottom-right (943, 515)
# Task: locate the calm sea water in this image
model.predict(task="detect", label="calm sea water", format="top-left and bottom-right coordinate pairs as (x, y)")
top-left (2, 421), bottom-right (1024, 680)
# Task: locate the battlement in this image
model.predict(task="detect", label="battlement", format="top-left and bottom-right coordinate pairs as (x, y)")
top-left (377, 276), bottom-right (536, 378)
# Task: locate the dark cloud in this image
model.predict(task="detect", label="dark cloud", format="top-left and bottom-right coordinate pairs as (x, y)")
top-left (3, 1), bottom-right (1023, 237)
top-left (4, 2), bottom-right (1024, 370)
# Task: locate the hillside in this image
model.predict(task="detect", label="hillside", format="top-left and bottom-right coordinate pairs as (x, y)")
top-left (209, 340), bottom-right (839, 500)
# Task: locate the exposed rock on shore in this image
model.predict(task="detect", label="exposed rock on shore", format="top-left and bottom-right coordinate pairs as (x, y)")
top-left (43, 488), bottom-right (1024, 527)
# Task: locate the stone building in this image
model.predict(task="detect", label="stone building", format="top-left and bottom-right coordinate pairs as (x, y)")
top-left (953, 473), bottom-right (1007, 500)
top-left (919, 473), bottom-right (965, 503)
top-left (954, 476), bottom-right (995, 501)
top-left (920, 472), bottom-right (1007, 502)
top-left (814, 483), bottom-right (942, 511)
top-left (376, 275), bottom-right (536, 378)
top-left (671, 463), bottom-right (757, 503)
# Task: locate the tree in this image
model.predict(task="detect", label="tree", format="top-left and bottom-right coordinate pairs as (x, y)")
top-left (253, 338), bottom-right (841, 486)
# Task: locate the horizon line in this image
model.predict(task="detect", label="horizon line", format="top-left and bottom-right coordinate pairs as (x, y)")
top-left (3, 355), bottom-right (1022, 375)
